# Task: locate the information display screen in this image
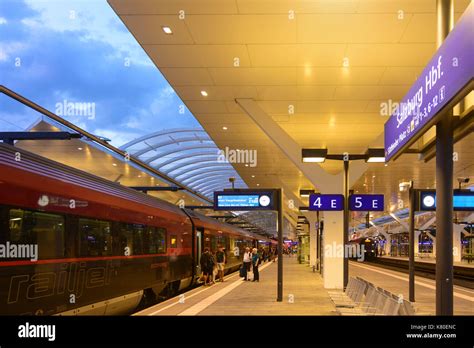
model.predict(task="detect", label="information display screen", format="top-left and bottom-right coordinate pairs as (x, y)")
top-left (419, 190), bottom-right (474, 211)
top-left (214, 191), bottom-right (275, 210)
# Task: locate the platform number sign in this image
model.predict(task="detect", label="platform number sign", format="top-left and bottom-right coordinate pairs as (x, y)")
top-left (309, 194), bottom-right (344, 211)
top-left (349, 194), bottom-right (384, 211)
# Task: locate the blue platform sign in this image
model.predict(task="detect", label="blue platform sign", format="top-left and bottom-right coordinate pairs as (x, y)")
top-left (419, 190), bottom-right (474, 211)
top-left (384, 3), bottom-right (474, 162)
top-left (309, 194), bottom-right (344, 211)
top-left (349, 194), bottom-right (384, 211)
top-left (214, 191), bottom-right (275, 210)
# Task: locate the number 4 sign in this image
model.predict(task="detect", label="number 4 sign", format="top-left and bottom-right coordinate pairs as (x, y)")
top-left (309, 194), bottom-right (344, 211)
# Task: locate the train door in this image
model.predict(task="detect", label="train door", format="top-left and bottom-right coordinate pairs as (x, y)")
top-left (195, 228), bottom-right (203, 276)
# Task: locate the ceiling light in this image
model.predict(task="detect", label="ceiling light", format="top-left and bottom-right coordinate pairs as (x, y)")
top-left (222, 126), bottom-right (228, 130)
top-left (302, 148), bottom-right (327, 163)
top-left (112, 163), bottom-right (117, 167)
top-left (251, 175), bottom-right (255, 178)
top-left (299, 189), bottom-right (315, 198)
top-left (365, 148), bottom-right (385, 163)
top-left (256, 183), bottom-right (260, 186)
top-left (299, 206), bottom-right (309, 212)
top-left (77, 147), bottom-right (83, 150)
top-left (200, 90), bottom-right (208, 97)
top-left (162, 26), bottom-right (172, 34)
top-left (245, 164), bottom-right (249, 167)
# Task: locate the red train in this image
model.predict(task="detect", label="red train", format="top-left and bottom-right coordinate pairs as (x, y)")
top-left (0, 143), bottom-right (271, 315)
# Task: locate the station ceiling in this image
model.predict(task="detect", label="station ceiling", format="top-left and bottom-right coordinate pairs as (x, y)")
top-left (108, 0), bottom-right (473, 225)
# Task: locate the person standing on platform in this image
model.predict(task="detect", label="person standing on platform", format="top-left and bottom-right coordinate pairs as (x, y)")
top-left (200, 248), bottom-right (212, 285)
top-left (216, 246), bottom-right (226, 282)
top-left (251, 248), bottom-right (260, 282)
top-left (243, 247), bottom-right (252, 281)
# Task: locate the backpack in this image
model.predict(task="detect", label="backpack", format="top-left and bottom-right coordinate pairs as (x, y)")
top-left (208, 255), bottom-right (215, 269)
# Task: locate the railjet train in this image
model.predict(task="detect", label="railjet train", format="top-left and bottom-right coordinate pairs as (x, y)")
top-left (0, 143), bottom-right (271, 315)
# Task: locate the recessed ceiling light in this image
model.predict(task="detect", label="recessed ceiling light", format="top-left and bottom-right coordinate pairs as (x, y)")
top-left (138, 175), bottom-right (142, 178)
top-left (162, 26), bottom-right (172, 34)
top-left (112, 163), bottom-right (117, 167)
top-left (256, 183), bottom-right (260, 186)
top-left (245, 164), bottom-right (249, 167)
top-left (251, 175), bottom-right (255, 178)
top-left (200, 90), bottom-right (208, 97)
top-left (222, 126), bottom-right (228, 130)
top-left (77, 147), bottom-right (83, 150)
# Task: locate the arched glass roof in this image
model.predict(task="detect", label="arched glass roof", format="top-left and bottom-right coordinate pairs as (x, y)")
top-left (120, 128), bottom-right (247, 199)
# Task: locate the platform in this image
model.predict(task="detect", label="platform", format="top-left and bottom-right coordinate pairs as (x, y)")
top-left (135, 256), bottom-right (338, 316)
top-left (349, 261), bottom-right (474, 315)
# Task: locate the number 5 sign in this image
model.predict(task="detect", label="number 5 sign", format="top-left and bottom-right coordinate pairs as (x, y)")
top-left (349, 194), bottom-right (384, 211)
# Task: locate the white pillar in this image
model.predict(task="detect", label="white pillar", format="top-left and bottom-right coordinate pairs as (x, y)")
top-left (304, 213), bottom-right (318, 269)
top-left (322, 211), bottom-right (344, 289)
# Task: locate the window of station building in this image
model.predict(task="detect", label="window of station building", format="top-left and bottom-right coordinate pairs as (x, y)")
top-left (8, 208), bottom-right (65, 259)
top-left (170, 234), bottom-right (178, 248)
top-left (78, 218), bottom-right (112, 257)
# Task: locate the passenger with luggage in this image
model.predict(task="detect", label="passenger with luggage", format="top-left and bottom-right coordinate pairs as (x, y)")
top-left (242, 247), bottom-right (252, 281)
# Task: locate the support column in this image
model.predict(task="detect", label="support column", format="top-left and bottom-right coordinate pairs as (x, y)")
top-left (323, 210), bottom-right (344, 289)
top-left (343, 161), bottom-right (349, 288)
top-left (435, 0), bottom-right (454, 316)
top-left (304, 213), bottom-right (318, 270)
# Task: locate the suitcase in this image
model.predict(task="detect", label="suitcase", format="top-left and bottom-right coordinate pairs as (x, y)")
top-left (239, 265), bottom-right (246, 278)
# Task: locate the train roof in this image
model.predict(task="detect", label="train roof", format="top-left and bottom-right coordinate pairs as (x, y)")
top-left (0, 143), bottom-right (188, 219)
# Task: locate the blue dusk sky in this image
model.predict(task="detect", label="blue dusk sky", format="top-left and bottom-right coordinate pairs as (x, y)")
top-left (0, 0), bottom-right (202, 147)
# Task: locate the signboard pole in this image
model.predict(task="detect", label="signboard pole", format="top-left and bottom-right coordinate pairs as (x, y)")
top-left (343, 160), bottom-right (349, 288)
top-left (435, 0), bottom-right (454, 316)
top-left (277, 188), bottom-right (283, 302)
top-left (408, 181), bottom-right (416, 302)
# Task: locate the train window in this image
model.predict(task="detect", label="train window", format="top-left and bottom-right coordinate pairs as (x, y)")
top-left (170, 234), bottom-right (178, 248)
top-left (132, 224), bottom-right (146, 255)
top-left (78, 218), bottom-right (112, 257)
top-left (8, 209), bottom-right (65, 259)
top-left (148, 227), bottom-right (166, 254)
top-left (117, 223), bottom-right (134, 256)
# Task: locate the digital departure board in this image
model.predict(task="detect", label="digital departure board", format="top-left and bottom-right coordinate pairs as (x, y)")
top-left (419, 190), bottom-right (474, 211)
top-left (214, 191), bottom-right (276, 210)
